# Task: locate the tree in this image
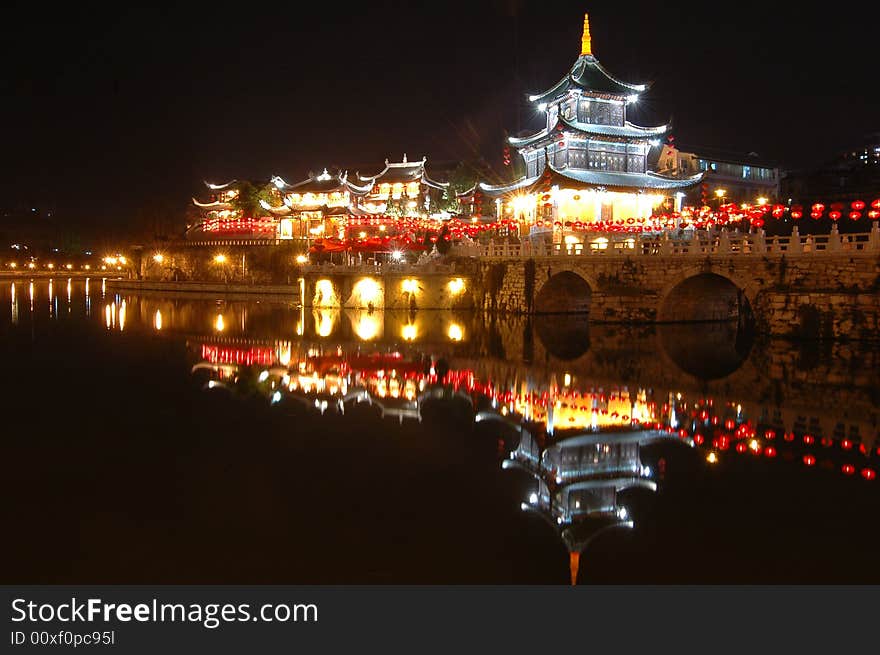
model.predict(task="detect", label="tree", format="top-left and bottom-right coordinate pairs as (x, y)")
top-left (232, 181), bottom-right (277, 218)
top-left (441, 161), bottom-right (481, 213)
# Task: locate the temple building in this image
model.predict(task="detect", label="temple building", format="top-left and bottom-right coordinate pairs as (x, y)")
top-left (262, 169), bottom-right (373, 241)
top-left (479, 14), bottom-right (703, 234)
top-left (355, 155), bottom-right (450, 217)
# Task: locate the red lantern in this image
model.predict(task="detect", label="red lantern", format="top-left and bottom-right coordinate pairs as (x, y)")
top-left (810, 211), bottom-right (822, 220)
top-left (830, 202), bottom-right (844, 212)
top-left (753, 218), bottom-right (765, 228)
top-left (868, 210), bottom-right (880, 220)
top-left (829, 210), bottom-right (841, 220)
top-left (849, 211), bottom-right (862, 220)
top-left (812, 203), bottom-right (825, 213)
top-left (771, 204), bottom-right (785, 218)
top-left (791, 210), bottom-right (803, 220)
top-left (872, 199), bottom-right (880, 210)
top-left (852, 200), bottom-right (866, 210)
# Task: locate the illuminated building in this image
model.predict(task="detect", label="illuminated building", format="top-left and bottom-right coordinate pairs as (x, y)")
top-left (263, 169), bottom-right (373, 240)
top-left (656, 144), bottom-right (780, 205)
top-left (476, 13), bottom-right (703, 235)
top-left (355, 155), bottom-right (450, 217)
top-left (190, 179), bottom-right (279, 238)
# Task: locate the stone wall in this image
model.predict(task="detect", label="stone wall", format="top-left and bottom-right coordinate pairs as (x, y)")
top-left (468, 253), bottom-right (880, 340)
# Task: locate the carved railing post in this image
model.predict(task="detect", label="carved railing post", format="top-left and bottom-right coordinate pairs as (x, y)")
top-left (717, 228), bottom-right (730, 254)
top-left (752, 228), bottom-right (766, 254)
top-left (869, 221), bottom-right (880, 251)
top-left (827, 223), bottom-right (841, 252)
top-left (788, 225), bottom-right (802, 254)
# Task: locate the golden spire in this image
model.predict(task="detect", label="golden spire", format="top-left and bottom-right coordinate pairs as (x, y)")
top-left (580, 13), bottom-right (592, 56)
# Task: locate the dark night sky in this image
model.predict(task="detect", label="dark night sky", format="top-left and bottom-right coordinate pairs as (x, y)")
top-left (2, 0), bottom-right (879, 238)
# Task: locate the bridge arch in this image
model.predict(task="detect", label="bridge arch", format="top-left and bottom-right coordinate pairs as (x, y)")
top-left (534, 267), bottom-right (595, 314)
top-left (657, 268), bottom-right (756, 324)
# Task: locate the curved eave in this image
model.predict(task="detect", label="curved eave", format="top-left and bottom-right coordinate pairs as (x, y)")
top-left (455, 183), bottom-right (478, 198)
top-left (509, 129), bottom-right (550, 147)
top-left (558, 115), bottom-right (668, 139)
top-left (589, 57), bottom-right (649, 93)
top-left (478, 171), bottom-right (543, 197)
top-left (192, 198), bottom-right (233, 210)
top-left (527, 56), bottom-right (649, 105)
top-left (548, 164), bottom-right (705, 192)
top-left (422, 173), bottom-right (449, 190)
top-left (204, 180), bottom-right (237, 190)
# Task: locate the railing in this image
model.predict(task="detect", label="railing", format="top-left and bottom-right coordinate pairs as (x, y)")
top-left (478, 228), bottom-right (880, 259)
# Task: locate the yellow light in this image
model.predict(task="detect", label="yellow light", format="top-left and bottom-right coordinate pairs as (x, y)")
top-left (715, 189), bottom-right (726, 198)
top-left (353, 278), bottom-right (381, 305)
top-left (47, 263), bottom-right (54, 269)
top-left (84, 265), bottom-right (90, 270)
top-left (359, 231), bottom-right (367, 239)
top-left (564, 235), bottom-right (581, 245)
top-left (448, 323), bottom-right (463, 341)
top-left (591, 237), bottom-right (608, 250)
top-left (295, 255), bottom-right (308, 264)
top-left (448, 278), bottom-right (465, 295)
top-left (401, 278), bottom-right (419, 294)
top-left (402, 323), bottom-right (417, 341)
top-left (118, 300), bottom-right (126, 331)
top-left (314, 279), bottom-right (335, 307)
top-left (153, 253), bottom-right (164, 264)
top-left (355, 314), bottom-right (379, 341)
top-left (8, 262), bottom-right (16, 268)
top-left (707, 452), bottom-right (718, 464)
top-left (65, 264), bottom-right (73, 270)
top-left (314, 309), bottom-right (335, 337)
top-left (28, 263), bottom-right (35, 269)
top-left (214, 254), bottom-right (227, 264)
top-left (749, 439), bottom-right (760, 452)
top-left (215, 313), bottom-right (225, 332)
top-left (756, 197), bottom-right (768, 206)
top-left (580, 13), bottom-right (592, 56)
top-left (154, 309), bottom-right (163, 331)
top-left (563, 373), bottom-right (571, 386)
top-left (118, 256), bottom-right (127, 265)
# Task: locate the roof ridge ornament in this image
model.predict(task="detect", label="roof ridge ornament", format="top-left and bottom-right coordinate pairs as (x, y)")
top-left (580, 13), bottom-right (592, 57)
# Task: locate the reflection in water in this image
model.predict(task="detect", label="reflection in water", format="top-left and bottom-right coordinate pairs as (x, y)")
top-left (10, 282), bottom-right (18, 325)
top-left (4, 280), bottom-right (879, 583)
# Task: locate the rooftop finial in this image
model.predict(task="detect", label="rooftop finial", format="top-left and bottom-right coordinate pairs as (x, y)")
top-left (580, 13), bottom-right (592, 56)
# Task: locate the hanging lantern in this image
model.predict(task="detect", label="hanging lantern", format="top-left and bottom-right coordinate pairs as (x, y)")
top-left (753, 218), bottom-right (765, 228)
top-left (791, 210), bottom-right (803, 220)
top-left (849, 211), bottom-right (862, 220)
top-left (868, 210), bottom-right (880, 220)
top-left (852, 200), bottom-right (866, 210)
top-left (810, 211), bottom-right (822, 220)
top-left (771, 204), bottom-right (785, 218)
top-left (830, 202), bottom-right (844, 212)
top-left (872, 199), bottom-right (880, 210)
top-left (812, 203), bottom-right (825, 213)
top-left (829, 210), bottom-right (842, 220)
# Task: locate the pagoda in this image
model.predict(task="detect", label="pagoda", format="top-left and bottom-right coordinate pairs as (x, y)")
top-left (480, 13), bottom-right (703, 231)
top-left (502, 427), bottom-right (681, 584)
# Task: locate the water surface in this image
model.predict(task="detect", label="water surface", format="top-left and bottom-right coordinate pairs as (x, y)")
top-left (2, 278), bottom-right (879, 584)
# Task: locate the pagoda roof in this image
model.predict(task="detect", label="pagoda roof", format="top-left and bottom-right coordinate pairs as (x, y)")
top-left (478, 162), bottom-right (704, 197)
top-left (528, 54), bottom-right (648, 105)
top-left (510, 117), bottom-right (668, 148)
top-left (280, 169), bottom-right (372, 196)
top-left (204, 180), bottom-right (238, 190)
top-left (192, 198), bottom-right (233, 210)
top-left (357, 155), bottom-right (449, 188)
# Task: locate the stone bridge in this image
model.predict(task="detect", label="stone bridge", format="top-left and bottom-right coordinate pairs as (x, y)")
top-left (474, 228), bottom-right (880, 341)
